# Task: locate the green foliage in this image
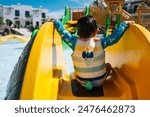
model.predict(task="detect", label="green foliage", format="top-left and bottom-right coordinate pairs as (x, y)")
top-left (6, 19), bottom-right (13, 26)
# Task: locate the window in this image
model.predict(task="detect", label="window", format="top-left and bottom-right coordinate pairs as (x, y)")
top-left (25, 21), bottom-right (30, 26)
top-left (41, 13), bottom-right (46, 18)
top-left (134, 5), bottom-right (138, 13)
top-left (25, 11), bottom-right (30, 17)
top-left (15, 10), bottom-right (20, 16)
top-left (123, 7), bottom-right (127, 11)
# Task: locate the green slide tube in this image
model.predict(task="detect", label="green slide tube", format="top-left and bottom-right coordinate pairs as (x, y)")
top-left (115, 14), bottom-right (121, 29)
top-left (85, 6), bottom-right (90, 16)
top-left (106, 14), bottom-right (110, 36)
top-left (62, 6), bottom-right (71, 25)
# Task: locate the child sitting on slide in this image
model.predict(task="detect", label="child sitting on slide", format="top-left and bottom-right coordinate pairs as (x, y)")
top-left (54, 15), bottom-right (129, 90)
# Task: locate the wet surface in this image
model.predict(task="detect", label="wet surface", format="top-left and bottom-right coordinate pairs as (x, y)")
top-left (0, 40), bottom-right (27, 99)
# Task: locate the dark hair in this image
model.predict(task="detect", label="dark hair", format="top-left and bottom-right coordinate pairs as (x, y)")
top-left (77, 15), bottom-right (97, 38)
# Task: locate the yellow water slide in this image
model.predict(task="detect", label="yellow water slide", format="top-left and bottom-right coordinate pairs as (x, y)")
top-left (0, 35), bottom-right (29, 44)
top-left (105, 24), bottom-right (150, 99)
top-left (20, 22), bottom-right (150, 100)
top-left (20, 22), bottom-right (68, 100)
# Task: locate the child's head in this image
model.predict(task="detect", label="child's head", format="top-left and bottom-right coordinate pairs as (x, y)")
top-left (77, 15), bottom-right (98, 39)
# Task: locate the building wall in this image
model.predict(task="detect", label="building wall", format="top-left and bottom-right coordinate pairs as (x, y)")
top-left (32, 8), bottom-right (49, 27)
top-left (1, 4), bottom-right (50, 27)
top-left (11, 4), bottom-right (33, 27)
top-left (33, 9), bottom-right (42, 27)
top-left (0, 6), bottom-right (3, 17)
top-left (3, 6), bottom-right (14, 24)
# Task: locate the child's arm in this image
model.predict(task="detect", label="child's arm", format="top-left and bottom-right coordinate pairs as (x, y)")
top-left (101, 22), bottom-right (128, 49)
top-left (54, 19), bottom-right (77, 50)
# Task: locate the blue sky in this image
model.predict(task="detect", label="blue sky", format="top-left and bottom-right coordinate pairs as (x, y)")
top-left (0, 0), bottom-right (131, 18)
top-left (0, 0), bottom-right (92, 18)
top-left (0, 0), bottom-right (92, 11)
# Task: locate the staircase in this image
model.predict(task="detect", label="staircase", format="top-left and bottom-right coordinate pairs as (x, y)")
top-left (122, 10), bottom-right (137, 22)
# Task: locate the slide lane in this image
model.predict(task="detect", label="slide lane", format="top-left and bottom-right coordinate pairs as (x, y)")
top-left (20, 22), bottom-right (54, 100)
top-left (20, 22), bottom-right (69, 100)
top-left (105, 24), bottom-right (150, 99)
top-left (20, 22), bottom-right (150, 100)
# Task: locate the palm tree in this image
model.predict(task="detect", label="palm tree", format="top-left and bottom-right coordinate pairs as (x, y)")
top-left (6, 19), bottom-right (12, 27)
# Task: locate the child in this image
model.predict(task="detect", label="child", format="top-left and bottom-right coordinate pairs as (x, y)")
top-left (54, 15), bottom-right (128, 90)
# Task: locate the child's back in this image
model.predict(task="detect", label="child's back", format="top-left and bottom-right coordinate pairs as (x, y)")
top-left (54, 15), bottom-right (128, 90)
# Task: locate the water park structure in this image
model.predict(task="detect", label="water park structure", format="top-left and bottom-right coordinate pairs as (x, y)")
top-left (2, 0), bottom-right (150, 100)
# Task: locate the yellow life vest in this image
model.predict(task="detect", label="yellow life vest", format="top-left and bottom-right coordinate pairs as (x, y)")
top-left (72, 38), bottom-right (106, 87)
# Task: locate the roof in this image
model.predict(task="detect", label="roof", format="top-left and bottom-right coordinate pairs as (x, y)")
top-left (125, 0), bottom-right (144, 4)
top-left (137, 0), bottom-right (150, 10)
top-left (105, 0), bottom-right (124, 4)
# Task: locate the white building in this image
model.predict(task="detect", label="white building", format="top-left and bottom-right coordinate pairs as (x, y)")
top-left (32, 8), bottom-right (49, 27)
top-left (0, 3), bottom-right (50, 27)
top-left (0, 5), bottom-right (3, 17)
